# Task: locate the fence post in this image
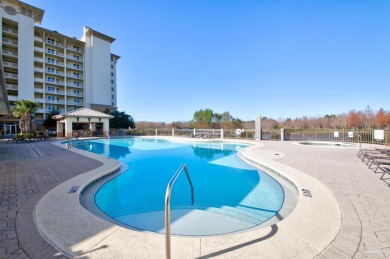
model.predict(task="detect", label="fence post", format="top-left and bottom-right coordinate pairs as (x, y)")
top-left (172, 128), bottom-right (174, 137)
top-left (221, 129), bottom-right (224, 139)
top-left (280, 128), bottom-right (284, 141)
top-left (155, 128), bottom-right (158, 136)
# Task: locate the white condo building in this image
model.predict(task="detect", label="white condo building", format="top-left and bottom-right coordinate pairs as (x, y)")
top-left (0, 0), bottom-right (119, 134)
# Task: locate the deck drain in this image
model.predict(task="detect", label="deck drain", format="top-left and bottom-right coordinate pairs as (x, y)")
top-left (68, 186), bottom-right (79, 193)
top-left (302, 188), bottom-right (312, 198)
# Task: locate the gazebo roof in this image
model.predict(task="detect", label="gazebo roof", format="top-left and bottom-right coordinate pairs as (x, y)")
top-left (53, 108), bottom-right (114, 119)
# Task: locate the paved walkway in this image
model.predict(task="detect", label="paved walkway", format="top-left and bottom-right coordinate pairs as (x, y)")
top-left (0, 139), bottom-right (389, 258)
top-left (0, 141), bottom-right (102, 258)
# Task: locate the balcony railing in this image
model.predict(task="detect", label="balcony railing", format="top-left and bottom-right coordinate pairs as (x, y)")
top-left (46, 40), bottom-right (64, 48)
top-left (35, 68), bottom-right (44, 73)
top-left (34, 88), bottom-right (44, 93)
top-left (46, 99), bottom-right (66, 105)
top-left (66, 73), bottom-right (82, 79)
top-left (3, 27), bottom-right (17, 35)
top-left (67, 91), bottom-right (83, 97)
top-left (46, 70), bottom-right (64, 76)
top-left (34, 57), bottom-right (44, 63)
top-left (67, 46), bottom-right (84, 53)
top-left (3, 49), bottom-right (17, 57)
top-left (68, 102), bottom-right (83, 106)
top-left (36, 109), bottom-right (65, 114)
top-left (4, 72), bottom-right (18, 79)
top-left (66, 65), bottom-right (83, 71)
top-left (46, 60), bottom-right (64, 67)
top-left (66, 55), bottom-right (83, 62)
top-left (46, 80), bottom-right (65, 86)
top-left (34, 78), bottom-right (44, 83)
top-left (34, 47), bottom-right (44, 52)
top-left (66, 83), bottom-right (83, 88)
top-left (3, 38), bottom-right (17, 46)
top-left (46, 50), bottom-right (64, 57)
top-left (34, 37), bottom-right (43, 42)
top-left (7, 96), bottom-right (18, 101)
top-left (46, 90), bottom-right (65, 95)
top-left (6, 84), bottom-right (18, 90)
top-left (3, 61), bottom-right (17, 68)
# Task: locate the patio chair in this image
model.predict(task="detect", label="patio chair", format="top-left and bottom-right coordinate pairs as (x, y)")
top-left (379, 166), bottom-right (390, 186)
top-left (369, 158), bottom-right (390, 173)
top-left (361, 152), bottom-right (390, 164)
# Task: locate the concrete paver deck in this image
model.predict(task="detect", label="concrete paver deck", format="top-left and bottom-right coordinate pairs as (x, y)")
top-left (0, 138), bottom-right (389, 258)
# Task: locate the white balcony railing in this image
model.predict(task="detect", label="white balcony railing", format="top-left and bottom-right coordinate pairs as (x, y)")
top-left (46, 99), bottom-right (66, 105)
top-left (46, 50), bottom-right (64, 57)
top-left (46, 70), bottom-right (64, 76)
top-left (3, 27), bottom-right (17, 35)
top-left (6, 84), bottom-right (18, 90)
top-left (34, 88), bottom-right (44, 93)
top-left (3, 49), bottom-right (17, 57)
top-left (34, 47), bottom-right (44, 52)
top-left (68, 101), bottom-right (83, 106)
top-left (66, 83), bottom-right (83, 88)
top-left (34, 78), bottom-right (44, 83)
top-left (4, 72), bottom-right (18, 79)
top-left (34, 57), bottom-right (44, 63)
top-left (3, 38), bottom-right (17, 46)
top-left (46, 60), bottom-right (64, 67)
top-left (67, 91), bottom-right (83, 97)
top-left (45, 80), bottom-right (65, 86)
top-left (66, 65), bottom-right (83, 71)
top-left (66, 55), bottom-right (83, 62)
top-left (67, 46), bottom-right (84, 53)
top-left (7, 96), bottom-right (18, 101)
top-left (36, 109), bottom-right (65, 114)
top-left (46, 40), bottom-right (64, 48)
top-left (34, 37), bottom-right (43, 42)
top-left (3, 61), bottom-right (17, 68)
top-left (46, 90), bottom-right (65, 95)
top-left (66, 73), bottom-right (82, 79)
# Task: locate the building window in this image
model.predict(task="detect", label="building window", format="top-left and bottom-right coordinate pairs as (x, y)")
top-left (111, 56), bottom-right (113, 61)
top-left (74, 98), bottom-right (80, 103)
top-left (73, 81), bottom-right (80, 86)
top-left (47, 67), bottom-right (54, 73)
top-left (73, 89), bottom-right (80, 95)
top-left (47, 76), bottom-right (55, 82)
top-left (48, 86), bottom-right (55, 92)
top-left (48, 96), bottom-right (56, 101)
top-left (111, 65), bottom-right (113, 69)
top-left (112, 95), bottom-right (114, 99)
top-left (112, 102), bottom-right (114, 106)
top-left (111, 80), bottom-right (114, 84)
top-left (111, 87), bottom-right (114, 91)
top-left (73, 64), bottom-right (80, 69)
top-left (111, 72), bottom-right (114, 76)
top-left (73, 55), bottom-right (80, 61)
top-left (47, 57), bottom-right (56, 64)
top-left (73, 45), bottom-right (80, 52)
top-left (73, 72), bottom-right (80, 78)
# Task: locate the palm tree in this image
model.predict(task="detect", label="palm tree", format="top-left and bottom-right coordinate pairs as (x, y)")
top-left (12, 100), bottom-right (38, 134)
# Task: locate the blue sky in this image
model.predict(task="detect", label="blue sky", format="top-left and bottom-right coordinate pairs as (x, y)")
top-left (29, 0), bottom-right (390, 122)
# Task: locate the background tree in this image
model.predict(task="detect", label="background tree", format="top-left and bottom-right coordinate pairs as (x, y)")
top-left (12, 100), bottom-right (38, 134)
top-left (43, 109), bottom-right (61, 128)
top-left (193, 108), bottom-right (213, 128)
top-left (104, 109), bottom-right (135, 129)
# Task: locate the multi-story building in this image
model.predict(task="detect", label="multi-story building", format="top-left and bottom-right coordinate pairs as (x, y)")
top-left (0, 0), bottom-right (119, 134)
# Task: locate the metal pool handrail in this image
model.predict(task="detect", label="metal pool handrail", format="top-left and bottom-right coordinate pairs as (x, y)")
top-left (165, 163), bottom-right (194, 259)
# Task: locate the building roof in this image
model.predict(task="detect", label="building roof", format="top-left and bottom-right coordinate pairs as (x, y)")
top-left (84, 26), bottom-right (116, 43)
top-left (53, 108), bottom-right (114, 119)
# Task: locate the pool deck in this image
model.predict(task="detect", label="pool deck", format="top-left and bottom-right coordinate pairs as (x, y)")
top-left (1, 138), bottom-right (390, 258)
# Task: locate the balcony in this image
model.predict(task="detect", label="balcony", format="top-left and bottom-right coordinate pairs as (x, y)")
top-left (4, 72), bottom-right (18, 79)
top-left (66, 83), bottom-right (83, 88)
top-left (46, 99), bottom-right (66, 105)
top-left (66, 55), bottom-right (83, 62)
top-left (34, 78), bottom-right (44, 83)
top-left (3, 37), bottom-right (17, 46)
top-left (8, 96), bottom-right (18, 101)
top-left (46, 50), bottom-right (64, 57)
top-left (3, 49), bottom-right (17, 57)
top-left (68, 101), bottom-right (83, 106)
top-left (34, 88), bottom-right (44, 93)
top-left (46, 90), bottom-right (65, 95)
top-left (45, 80), bottom-right (65, 86)
top-left (3, 27), bottom-right (17, 35)
top-left (6, 84), bottom-right (18, 91)
top-left (35, 68), bottom-right (44, 73)
top-left (66, 64), bottom-right (83, 71)
top-left (46, 60), bottom-right (64, 67)
top-left (34, 37), bottom-right (43, 42)
top-left (34, 57), bottom-right (44, 63)
top-left (3, 61), bottom-right (17, 68)
top-left (66, 73), bottom-right (82, 79)
top-left (36, 109), bottom-right (65, 114)
top-left (46, 70), bottom-right (64, 76)
top-left (34, 98), bottom-right (44, 103)
top-left (34, 47), bottom-right (44, 53)
top-left (46, 40), bottom-right (64, 48)
top-left (67, 91), bottom-right (83, 97)
top-left (67, 46), bottom-right (84, 53)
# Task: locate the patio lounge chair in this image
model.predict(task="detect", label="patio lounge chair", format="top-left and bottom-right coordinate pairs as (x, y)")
top-left (361, 152), bottom-right (390, 164)
top-left (369, 159), bottom-right (390, 173)
top-left (379, 166), bottom-right (390, 186)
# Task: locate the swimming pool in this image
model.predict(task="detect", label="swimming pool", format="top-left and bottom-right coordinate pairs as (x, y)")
top-left (79, 138), bottom-right (285, 236)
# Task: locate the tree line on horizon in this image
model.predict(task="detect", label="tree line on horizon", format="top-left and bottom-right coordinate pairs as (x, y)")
top-left (135, 106), bottom-right (390, 130)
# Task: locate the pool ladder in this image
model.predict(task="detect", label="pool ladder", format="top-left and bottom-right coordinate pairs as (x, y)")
top-left (165, 163), bottom-right (194, 259)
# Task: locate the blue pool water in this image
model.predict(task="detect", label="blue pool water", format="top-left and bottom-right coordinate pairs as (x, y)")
top-left (78, 138), bottom-right (285, 235)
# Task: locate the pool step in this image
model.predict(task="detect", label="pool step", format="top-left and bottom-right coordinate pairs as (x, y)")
top-left (106, 204), bottom-right (275, 226)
